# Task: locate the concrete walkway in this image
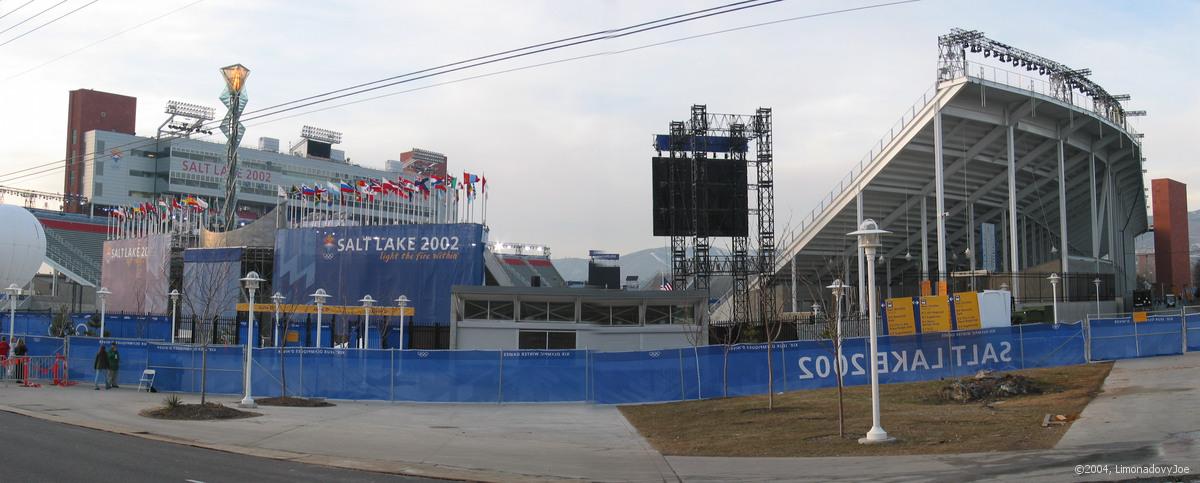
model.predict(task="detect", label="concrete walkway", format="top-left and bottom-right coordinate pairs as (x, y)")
top-left (2, 352), bottom-right (1196, 482)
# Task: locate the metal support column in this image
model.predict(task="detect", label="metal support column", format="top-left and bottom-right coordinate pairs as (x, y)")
top-left (1057, 139), bottom-right (1069, 291)
top-left (1089, 149), bottom-right (1099, 271)
top-left (857, 191), bottom-right (866, 313)
top-left (934, 109), bottom-right (948, 294)
top-left (1007, 124), bottom-right (1020, 298)
top-left (921, 196), bottom-right (929, 293)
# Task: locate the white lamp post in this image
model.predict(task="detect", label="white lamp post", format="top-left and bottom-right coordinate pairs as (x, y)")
top-left (395, 295), bottom-right (409, 350)
top-left (310, 289), bottom-right (330, 347)
top-left (1048, 273), bottom-right (1060, 324)
top-left (96, 287), bottom-right (111, 339)
top-left (6, 284), bottom-right (21, 356)
top-left (239, 271), bottom-right (264, 408)
top-left (826, 279), bottom-right (848, 375)
top-left (168, 289), bottom-right (180, 343)
top-left (1093, 277), bottom-right (1102, 315)
top-left (848, 219), bottom-right (895, 444)
top-left (271, 292), bottom-right (284, 347)
top-left (359, 295), bottom-right (375, 349)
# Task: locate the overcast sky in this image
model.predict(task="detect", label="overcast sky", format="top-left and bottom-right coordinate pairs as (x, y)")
top-left (1, 0), bottom-right (1196, 257)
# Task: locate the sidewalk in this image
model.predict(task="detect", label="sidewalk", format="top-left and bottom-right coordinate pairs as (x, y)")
top-left (1, 353), bottom-right (1196, 482)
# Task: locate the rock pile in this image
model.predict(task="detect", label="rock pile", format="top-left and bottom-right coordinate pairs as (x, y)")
top-left (940, 370), bottom-right (1042, 403)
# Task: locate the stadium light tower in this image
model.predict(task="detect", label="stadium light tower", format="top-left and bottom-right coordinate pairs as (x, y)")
top-left (239, 271), bottom-right (264, 408)
top-left (395, 295), bottom-right (409, 350)
top-left (310, 289), bottom-right (330, 347)
top-left (359, 295), bottom-right (375, 349)
top-left (848, 219), bottom-right (895, 445)
top-left (96, 287), bottom-right (111, 339)
top-left (6, 284), bottom-right (21, 355)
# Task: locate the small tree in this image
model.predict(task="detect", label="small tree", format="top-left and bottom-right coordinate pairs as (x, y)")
top-left (179, 259), bottom-right (239, 405)
top-left (50, 305), bottom-right (74, 338)
top-left (761, 280), bottom-right (785, 410)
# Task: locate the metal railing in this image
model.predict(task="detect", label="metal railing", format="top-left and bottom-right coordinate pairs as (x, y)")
top-left (44, 228), bottom-right (101, 285)
top-left (968, 64), bottom-right (1140, 138)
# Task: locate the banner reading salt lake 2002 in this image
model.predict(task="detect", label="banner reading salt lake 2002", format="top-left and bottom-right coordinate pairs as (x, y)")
top-left (100, 234), bottom-right (171, 314)
top-left (273, 223), bottom-right (485, 324)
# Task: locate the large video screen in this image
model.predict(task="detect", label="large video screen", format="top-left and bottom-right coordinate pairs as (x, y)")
top-left (273, 223), bottom-right (486, 325)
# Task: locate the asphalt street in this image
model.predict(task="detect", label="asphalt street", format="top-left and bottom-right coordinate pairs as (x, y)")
top-left (0, 411), bottom-right (434, 483)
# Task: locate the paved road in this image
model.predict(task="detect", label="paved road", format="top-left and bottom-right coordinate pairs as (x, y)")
top-left (0, 412), bottom-right (433, 483)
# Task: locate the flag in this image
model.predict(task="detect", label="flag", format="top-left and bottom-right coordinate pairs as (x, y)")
top-left (660, 277), bottom-right (673, 291)
top-left (301, 185), bottom-right (316, 197)
top-left (481, 175), bottom-right (487, 192)
top-left (195, 198), bottom-right (209, 210)
top-left (339, 181), bottom-right (355, 193)
top-left (110, 208), bottom-right (125, 218)
top-left (431, 176), bottom-right (446, 191)
top-left (381, 177), bottom-right (398, 194)
top-left (183, 195), bottom-right (197, 206)
top-left (315, 183), bottom-right (328, 196)
top-left (171, 198), bottom-right (182, 210)
top-left (277, 185), bottom-right (288, 198)
top-left (326, 181), bottom-right (340, 194)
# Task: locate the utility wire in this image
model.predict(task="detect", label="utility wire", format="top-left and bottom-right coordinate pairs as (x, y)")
top-left (0, 0), bottom-right (787, 182)
top-left (0, 0), bottom-right (68, 37)
top-left (0, 0), bottom-right (38, 22)
top-left (0, 0), bottom-right (99, 48)
top-left (4, 0), bottom-right (204, 81)
top-left (2, 0), bottom-right (917, 185)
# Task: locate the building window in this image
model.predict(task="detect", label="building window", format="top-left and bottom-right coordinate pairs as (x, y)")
top-left (94, 183), bottom-right (102, 196)
top-left (95, 161), bottom-right (103, 176)
top-left (672, 305), bottom-right (696, 325)
top-left (547, 302), bottom-right (575, 322)
top-left (611, 305), bottom-right (639, 325)
top-left (518, 330), bottom-right (575, 350)
top-left (519, 302), bottom-right (548, 322)
top-left (580, 303), bottom-right (609, 324)
top-left (646, 305), bottom-right (671, 325)
top-left (490, 301), bottom-right (514, 320)
top-left (463, 300), bottom-right (488, 320)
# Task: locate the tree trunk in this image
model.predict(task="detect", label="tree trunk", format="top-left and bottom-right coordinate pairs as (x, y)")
top-left (836, 354), bottom-right (845, 437)
top-left (766, 338), bottom-right (774, 410)
top-left (200, 342), bottom-right (209, 405)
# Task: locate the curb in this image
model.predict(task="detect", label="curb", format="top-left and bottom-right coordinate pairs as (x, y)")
top-left (0, 403), bottom-right (582, 483)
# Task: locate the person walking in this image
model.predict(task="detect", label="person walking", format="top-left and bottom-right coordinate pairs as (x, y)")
top-left (106, 342), bottom-right (120, 389)
top-left (93, 345), bottom-right (110, 389)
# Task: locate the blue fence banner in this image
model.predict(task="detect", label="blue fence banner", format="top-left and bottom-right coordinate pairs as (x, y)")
top-left (57, 315), bottom-right (1190, 405)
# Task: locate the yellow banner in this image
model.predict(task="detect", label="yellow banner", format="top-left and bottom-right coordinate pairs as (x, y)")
top-left (235, 303), bottom-right (414, 317)
top-left (919, 295), bottom-right (952, 332)
top-left (952, 292), bottom-right (982, 330)
top-left (884, 297), bottom-right (917, 336)
top-left (1132, 311), bottom-right (1148, 323)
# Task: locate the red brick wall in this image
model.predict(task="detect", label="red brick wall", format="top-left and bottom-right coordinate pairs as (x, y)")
top-left (1151, 178), bottom-right (1191, 296)
top-left (63, 89), bottom-right (136, 213)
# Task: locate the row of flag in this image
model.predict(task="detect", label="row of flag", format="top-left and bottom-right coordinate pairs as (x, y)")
top-left (288, 172), bottom-right (486, 203)
top-left (108, 195), bottom-right (210, 218)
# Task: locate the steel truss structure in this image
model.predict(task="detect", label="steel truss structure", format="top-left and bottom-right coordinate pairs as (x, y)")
top-left (657, 105), bottom-right (775, 329)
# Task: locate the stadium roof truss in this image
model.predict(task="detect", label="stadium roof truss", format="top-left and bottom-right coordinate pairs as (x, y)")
top-left (716, 28), bottom-right (1148, 320)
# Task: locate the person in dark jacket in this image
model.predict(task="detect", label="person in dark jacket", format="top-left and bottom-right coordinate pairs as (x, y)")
top-left (106, 342), bottom-right (120, 389)
top-left (13, 339), bottom-right (27, 384)
top-left (0, 337), bottom-right (9, 380)
top-left (94, 345), bottom-right (110, 389)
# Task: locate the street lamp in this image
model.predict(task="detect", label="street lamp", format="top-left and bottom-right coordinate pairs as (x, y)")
top-left (6, 284), bottom-right (21, 356)
top-left (358, 295), bottom-right (375, 349)
top-left (271, 292), bottom-right (285, 347)
top-left (96, 287), bottom-right (111, 339)
top-left (395, 295), bottom-right (409, 350)
top-left (238, 271), bottom-right (264, 408)
top-left (310, 289), bottom-right (330, 348)
top-left (1093, 277), bottom-right (1102, 315)
top-left (825, 279), bottom-right (848, 377)
top-left (848, 219), bottom-right (895, 445)
top-left (169, 289), bottom-right (180, 343)
top-left (1048, 273), bottom-right (1060, 324)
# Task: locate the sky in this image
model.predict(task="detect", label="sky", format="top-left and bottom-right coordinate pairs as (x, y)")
top-left (0, 0), bottom-right (1196, 258)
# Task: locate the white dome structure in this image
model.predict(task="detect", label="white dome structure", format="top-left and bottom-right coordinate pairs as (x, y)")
top-left (0, 205), bottom-right (46, 290)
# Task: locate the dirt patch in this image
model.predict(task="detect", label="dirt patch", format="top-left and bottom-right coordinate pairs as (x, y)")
top-left (255, 396), bottom-right (335, 407)
top-left (940, 371), bottom-right (1042, 402)
top-left (140, 402), bottom-right (260, 421)
top-left (620, 362), bottom-right (1113, 457)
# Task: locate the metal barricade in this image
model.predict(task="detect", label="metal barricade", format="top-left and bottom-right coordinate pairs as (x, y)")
top-left (1, 355), bottom-right (70, 387)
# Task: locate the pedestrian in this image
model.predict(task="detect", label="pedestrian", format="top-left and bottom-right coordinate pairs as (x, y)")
top-left (13, 338), bottom-right (27, 384)
top-left (0, 336), bottom-right (9, 380)
top-left (93, 345), bottom-right (110, 390)
top-left (106, 342), bottom-right (120, 389)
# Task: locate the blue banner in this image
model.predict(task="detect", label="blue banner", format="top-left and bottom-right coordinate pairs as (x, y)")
top-left (274, 224), bottom-right (486, 326)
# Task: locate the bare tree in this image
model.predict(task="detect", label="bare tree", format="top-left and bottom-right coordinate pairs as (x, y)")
top-left (179, 259), bottom-right (239, 404)
top-left (761, 280), bottom-right (785, 410)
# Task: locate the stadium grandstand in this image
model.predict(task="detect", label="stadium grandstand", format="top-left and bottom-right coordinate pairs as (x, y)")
top-left (715, 28), bottom-right (1148, 325)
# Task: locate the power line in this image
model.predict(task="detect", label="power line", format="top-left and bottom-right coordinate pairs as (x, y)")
top-left (0, 0), bottom-right (68, 37)
top-left (0, 0), bottom-right (38, 22)
top-left (0, 0), bottom-right (99, 48)
top-left (2, 0), bottom-right (917, 187)
top-left (3, 0), bottom-right (204, 81)
top-left (0, 0), bottom-right (787, 182)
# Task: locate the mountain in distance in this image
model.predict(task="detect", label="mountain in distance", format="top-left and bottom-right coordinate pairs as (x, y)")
top-left (1135, 209), bottom-right (1200, 253)
top-left (553, 246), bottom-right (731, 287)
